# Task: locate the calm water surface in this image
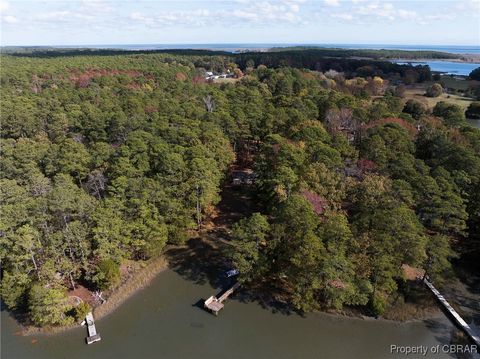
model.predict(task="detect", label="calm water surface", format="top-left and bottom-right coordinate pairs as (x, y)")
top-left (395, 60), bottom-right (479, 76)
top-left (1, 269), bottom-right (476, 359)
top-left (468, 118), bottom-right (480, 129)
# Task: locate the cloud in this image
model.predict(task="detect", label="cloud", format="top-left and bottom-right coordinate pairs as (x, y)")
top-left (397, 9), bottom-right (417, 19)
top-left (35, 11), bottom-right (71, 22)
top-left (0, 0), bottom-right (9, 13)
top-left (3, 14), bottom-right (17, 23)
top-left (80, 0), bottom-right (112, 13)
top-left (17, 1), bottom-right (116, 29)
top-left (324, 0), bottom-right (340, 6)
top-left (329, 1), bottom-right (450, 25)
top-left (2, 0), bottom-right (472, 41)
top-left (237, 1), bottom-right (303, 24)
top-left (329, 1), bottom-right (397, 23)
top-left (231, 9), bottom-right (259, 21)
top-left (128, 9), bottom-right (213, 27)
top-left (455, 0), bottom-right (479, 17)
top-left (331, 13), bottom-right (353, 21)
top-left (30, 8), bottom-right (101, 26)
top-left (10, 0), bottom-right (112, 29)
top-left (130, 12), bottom-right (148, 22)
top-left (423, 13), bottom-right (456, 21)
top-left (75, 13), bottom-right (95, 21)
top-left (356, 2), bottom-right (395, 20)
top-left (127, 1), bottom-right (304, 28)
top-left (289, 3), bottom-right (300, 12)
top-left (456, 0), bottom-right (480, 10)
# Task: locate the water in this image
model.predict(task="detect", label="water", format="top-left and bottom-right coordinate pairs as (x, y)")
top-left (2, 269), bottom-right (475, 359)
top-left (395, 60), bottom-right (479, 76)
top-left (467, 118), bottom-right (480, 129)
top-left (41, 43), bottom-right (480, 54)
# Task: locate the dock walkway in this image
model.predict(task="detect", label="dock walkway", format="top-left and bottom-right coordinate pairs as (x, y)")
top-left (423, 277), bottom-right (480, 346)
top-left (204, 282), bottom-right (240, 315)
top-left (84, 312), bottom-right (101, 344)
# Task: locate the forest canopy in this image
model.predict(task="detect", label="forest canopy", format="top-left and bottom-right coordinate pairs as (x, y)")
top-left (1, 50), bottom-right (479, 326)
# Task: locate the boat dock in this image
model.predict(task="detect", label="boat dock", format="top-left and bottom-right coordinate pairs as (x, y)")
top-left (423, 277), bottom-right (480, 346)
top-left (84, 312), bottom-right (101, 344)
top-left (204, 282), bottom-right (240, 315)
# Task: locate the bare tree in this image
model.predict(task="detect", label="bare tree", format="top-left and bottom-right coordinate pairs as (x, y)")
top-left (85, 170), bottom-right (107, 200)
top-left (203, 95), bottom-right (215, 112)
top-left (325, 108), bottom-right (340, 133)
top-left (325, 108), bottom-right (359, 142)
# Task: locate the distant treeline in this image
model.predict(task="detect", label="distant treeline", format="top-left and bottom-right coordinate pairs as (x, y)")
top-left (0, 47), bottom-right (232, 57)
top-left (2, 46), bottom-right (461, 61)
top-left (236, 50), bottom-right (432, 82)
top-left (2, 47), bottom-right (433, 83)
top-left (266, 46), bottom-right (461, 60)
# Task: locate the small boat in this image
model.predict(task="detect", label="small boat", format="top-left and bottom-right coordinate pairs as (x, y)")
top-left (226, 269), bottom-right (239, 278)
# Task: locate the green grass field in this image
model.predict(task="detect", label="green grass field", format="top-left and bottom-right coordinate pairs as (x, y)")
top-left (404, 82), bottom-right (474, 111)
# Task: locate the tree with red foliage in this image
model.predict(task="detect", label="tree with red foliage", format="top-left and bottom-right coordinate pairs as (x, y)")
top-left (301, 190), bottom-right (327, 215)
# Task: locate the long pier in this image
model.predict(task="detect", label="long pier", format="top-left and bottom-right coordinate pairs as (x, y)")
top-left (423, 277), bottom-right (480, 346)
top-left (204, 282), bottom-right (241, 315)
top-left (84, 312), bottom-right (101, 344)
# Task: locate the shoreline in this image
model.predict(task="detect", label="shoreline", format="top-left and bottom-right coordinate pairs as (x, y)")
top-left (93, 255), bottom-right (170, 321)
top-left (16, 263), bottom-right (440, 337)
top-left (316, 307), bottom-right (444, 326)
top-left (389, 57), bottom-right (480, 64)
top-left (18, 254), bottom-right (172, 336)
top-left (244, 284), bottom-right (441, 325)
top-left (11, 237), bottom-right (451, 336)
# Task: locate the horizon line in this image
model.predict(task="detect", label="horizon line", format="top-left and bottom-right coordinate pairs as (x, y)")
top-left (2, 42), bottom-right (479, 48)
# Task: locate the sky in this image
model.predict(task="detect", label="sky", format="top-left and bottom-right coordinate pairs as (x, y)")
top-left (0, 0), bottom-right (479, 46)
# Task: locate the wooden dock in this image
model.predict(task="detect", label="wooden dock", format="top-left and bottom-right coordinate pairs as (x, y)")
top-left (423, 277), bottom-right (480, 346)
top-left (84, 312), bottom-right (101, 344)
top-left (204, 282), bottom-right (240, 315)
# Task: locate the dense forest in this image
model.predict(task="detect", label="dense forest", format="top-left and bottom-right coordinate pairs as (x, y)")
top-left (2, 46), bottom-right (462, 61)
top-left (266, 47), bottom-right (462, 60)
top-left (1, 51), bottom-right (479, 326)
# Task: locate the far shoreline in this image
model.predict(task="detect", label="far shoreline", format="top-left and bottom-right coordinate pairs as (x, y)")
top-left (389, 56), bottom-right (480, 65)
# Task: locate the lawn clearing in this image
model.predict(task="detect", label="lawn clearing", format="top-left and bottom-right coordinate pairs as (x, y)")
top-left (403, 85), bottom-right (474, 111)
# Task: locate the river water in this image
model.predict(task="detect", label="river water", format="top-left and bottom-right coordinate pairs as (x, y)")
top-left (2, 269), bottom-right (478, 359)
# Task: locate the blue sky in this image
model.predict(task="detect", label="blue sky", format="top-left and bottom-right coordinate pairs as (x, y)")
top-left (0, 0), bottom-right (479, 46)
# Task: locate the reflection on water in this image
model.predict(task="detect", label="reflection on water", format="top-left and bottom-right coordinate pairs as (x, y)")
top-left (1, 269), bottom-right (478, 359)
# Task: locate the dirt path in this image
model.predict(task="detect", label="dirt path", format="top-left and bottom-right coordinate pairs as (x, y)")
top-left (214, 183), bottom-right (257, 225)
top-left (166, 167), bottom-right (258, 293)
